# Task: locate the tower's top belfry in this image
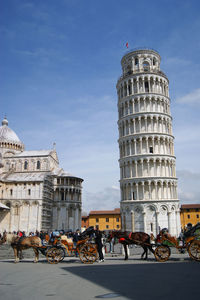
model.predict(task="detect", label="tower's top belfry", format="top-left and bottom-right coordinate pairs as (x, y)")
top-left (118, 48), bottom-right (168, 83)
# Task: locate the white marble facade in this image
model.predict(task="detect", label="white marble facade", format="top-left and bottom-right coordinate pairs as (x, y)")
top-left (117, 48), bottom-right (181, 236)
top-left (0, 118), bottom-right (83, 233)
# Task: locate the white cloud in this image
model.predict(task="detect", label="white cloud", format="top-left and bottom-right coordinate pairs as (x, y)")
top-left (174, 125), bottom-right (200, 144)
top-left (164, 57), bottom-right (191, 67)
top-left (18, 2), bottom-right (50, 21)
top-left (82, 186), bottom-right (120, 213)
top-left (177, 170), bottom-right (200, 205)
top-left (111, 185), bottom-right (120, 190)
top-left (18, 2), bottom-right (35, 11)
top-left (176, 88), bottom-right (200, 105)
top-left (13, 48), bottom-right (70, 64)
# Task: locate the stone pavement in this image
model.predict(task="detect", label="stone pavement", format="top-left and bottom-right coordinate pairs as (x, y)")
top-left (0, 245), bottom-right (199, 300)
top-left (0, 244), bottom-right (36, 260)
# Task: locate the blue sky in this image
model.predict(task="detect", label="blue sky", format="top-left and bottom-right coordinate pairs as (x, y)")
top-left (1, 0), bottom-right (200, 212)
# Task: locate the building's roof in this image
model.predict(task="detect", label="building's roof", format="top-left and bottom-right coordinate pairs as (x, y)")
top-left (0, 202), bottom-right (10, 210)
top-left (53, 168), bottom-right (73, 177)
top-left (181, 204), bottom-right (200, 209)
top-left (0, 167), bottom-right (82, 183)
top-left (59, 171), bottom-right (74, 177)
top-left (0, 172), bottom-right (49, 182)
top-left (59, 171), bottom-right (83, 181)
top-left (51, 168), bottom-right (83, 181)
top-left (0, 117), bottom-right (22, 144)
top-left (50, 167), bottom-right (63, 176)
top-left (89, 208), bottom-right (120, 215)
top-left (51, 168), bottom-right (74, 177)
top-left (15, 150), bottom-right (53, 157)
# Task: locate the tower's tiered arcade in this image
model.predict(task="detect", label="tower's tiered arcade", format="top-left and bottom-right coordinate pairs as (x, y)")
top-left (117, 48), bottom-right (181, 235)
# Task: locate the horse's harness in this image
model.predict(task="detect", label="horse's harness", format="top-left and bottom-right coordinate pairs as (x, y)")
top-left (11, 236), bottom-right (22, 247)
top-left (117, 232), bottom-right (151, 247)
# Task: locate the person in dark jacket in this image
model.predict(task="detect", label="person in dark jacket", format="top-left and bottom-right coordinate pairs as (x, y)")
top-left (73, 229), bottom-right (80, 257)
top-left (95, 229), bottom-right (104, 262)
top-left (40, 231), bottom-right (46, 245)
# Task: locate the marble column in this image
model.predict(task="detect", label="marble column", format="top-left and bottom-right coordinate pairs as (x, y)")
top-left (168, 211), bottom-right (172, 234)
top-left (131, 210), bottom-right (135, 232)
top-left (143, 212), bottom-right (146, 232)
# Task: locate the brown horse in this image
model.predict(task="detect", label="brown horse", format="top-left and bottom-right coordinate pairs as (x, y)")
top-left (108, 231), bottom-right (154, 260)
top-left (2, 233), bottom-right (42, 263)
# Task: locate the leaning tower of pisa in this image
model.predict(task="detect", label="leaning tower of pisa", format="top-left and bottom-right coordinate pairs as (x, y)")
top-left (117, 48), bottom-right (181, 236)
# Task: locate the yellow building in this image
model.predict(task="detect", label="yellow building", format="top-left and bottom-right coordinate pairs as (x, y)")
top-left (89, 208), bottom-right (121, 231)
top-left (180, 204), bottom-right (200, 229)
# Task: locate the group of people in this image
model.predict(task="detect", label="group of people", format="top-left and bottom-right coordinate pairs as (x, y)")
top-left (0, 227), bottom-right (116, 263)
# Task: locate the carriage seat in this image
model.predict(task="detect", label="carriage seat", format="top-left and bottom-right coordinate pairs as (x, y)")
top-left (184, 222), bottom-right (200, 238)
top-left (60, 235), bottom-right (73, 246)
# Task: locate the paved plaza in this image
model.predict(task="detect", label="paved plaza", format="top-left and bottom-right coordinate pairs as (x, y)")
top-left (0, 246), bottom-right (199, 300)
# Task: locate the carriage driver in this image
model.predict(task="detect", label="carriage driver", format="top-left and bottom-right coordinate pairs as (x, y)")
top-left (94, 228), bottom-right (104, 263)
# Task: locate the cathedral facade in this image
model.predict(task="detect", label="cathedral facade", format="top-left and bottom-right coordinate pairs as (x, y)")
top-left (0, 117), bottom-right (83, 233)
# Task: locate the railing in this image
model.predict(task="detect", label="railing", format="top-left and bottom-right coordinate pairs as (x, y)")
top-left (117, 69), bottom-right (168, 82)
top-left (124, 47), bottom-right (159, 56)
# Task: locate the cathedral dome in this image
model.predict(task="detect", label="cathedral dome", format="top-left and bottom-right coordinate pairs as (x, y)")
top-left (0, 117), bottom-right (24, 151)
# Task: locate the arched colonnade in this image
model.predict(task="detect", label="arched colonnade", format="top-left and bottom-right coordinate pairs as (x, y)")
top-left (4, 158), bottom-right (49, 172)
top-left (119, 136), bottom-right (174, 157)
top-left (1, 200), bottom-right (41, 233)
top-left (117, 75), bottom-right (169, 99)
top-left (120, 179), bottom-right (178, 201)
top-left (118, 96), bottom-right (170, 118)
top-left (54, 187), bottom-right (82, 202)
top-left (121, 202), bottom-right (180, 235)
top-left (120, 157), bottom-right (176, 179)
top-left (0, 142), bottom-right (24, 151)
top-left (119, 115), bottom-right (172, 137)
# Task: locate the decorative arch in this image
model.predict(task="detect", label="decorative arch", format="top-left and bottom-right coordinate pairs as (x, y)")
top-left (24, 160), bottom-right (28, 170)
top-left (143, 60), bottom-right (150, 71)
top-left (145, 204), bottom-right (157, 234)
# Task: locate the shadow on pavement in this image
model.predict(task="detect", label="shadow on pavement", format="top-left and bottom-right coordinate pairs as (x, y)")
top-left (61, 261), bottom-right (200, 300)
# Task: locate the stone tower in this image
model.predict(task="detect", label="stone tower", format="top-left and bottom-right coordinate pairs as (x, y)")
top-left (117, 48), bottom-right (181, 236)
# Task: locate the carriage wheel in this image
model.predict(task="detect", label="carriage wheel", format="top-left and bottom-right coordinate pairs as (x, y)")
top-left (79, 243), bottom-right (98, 264)
top-left (154, 245), bottom-right (171, 262)
top-left (57, 247), bottom-right (65, 261)
top-left (188, 240), bottom-right (200, 262)
top-left (46, 247), bottom-right (65, 264)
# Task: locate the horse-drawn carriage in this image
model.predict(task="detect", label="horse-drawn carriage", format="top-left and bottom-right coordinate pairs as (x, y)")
top-left (154, 223), bottom-right (200, 262)
top-left (108, 223), bottom-right (200, 262)
top-left (44, 230), bottom-right (97, 264)
top-left (35, 227), bottom-right (98, 264)
top-left (0, 227), bottom-right (98, 264)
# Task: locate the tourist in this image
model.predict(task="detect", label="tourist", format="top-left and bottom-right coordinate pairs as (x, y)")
top-left (73, 229), bottom-right (80, 257)
top-left (95, 229), bottom-right (104, 262)
top-left (40, 230), bottom-right (46, 245)
top-left (109, 236), bottom-right (115, 253)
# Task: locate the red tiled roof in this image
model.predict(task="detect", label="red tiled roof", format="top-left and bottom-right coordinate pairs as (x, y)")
top-left (89, 208), bottom-right (120, 215)
top-left (181, 204), bottom-right (200, 209)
